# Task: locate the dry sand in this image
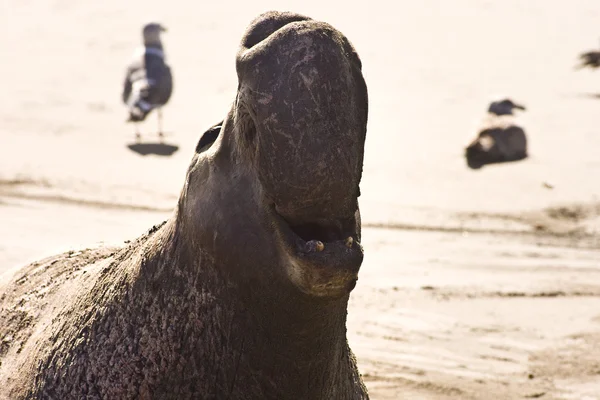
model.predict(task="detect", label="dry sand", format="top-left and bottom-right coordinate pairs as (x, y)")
top-left (1, 0), bottom-right (600, 398)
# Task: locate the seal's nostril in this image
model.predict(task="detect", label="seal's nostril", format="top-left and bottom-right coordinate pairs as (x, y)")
top-left (195, 123), bottom-right (222, 153)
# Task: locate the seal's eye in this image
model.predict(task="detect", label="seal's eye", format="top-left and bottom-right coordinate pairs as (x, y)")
top-left (195, 123), bottom-right (222, 153)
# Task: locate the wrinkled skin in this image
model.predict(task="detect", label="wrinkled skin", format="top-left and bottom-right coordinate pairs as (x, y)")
top-left (0, 11), bottom-right (369, 400)
top-left (465, 125), bottom-right (528, 169)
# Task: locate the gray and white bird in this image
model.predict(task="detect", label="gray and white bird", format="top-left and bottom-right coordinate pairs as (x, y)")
top-left (122, 22), bottom-right (173, 139)
top-left (487, 98), bottom-right (526, 117)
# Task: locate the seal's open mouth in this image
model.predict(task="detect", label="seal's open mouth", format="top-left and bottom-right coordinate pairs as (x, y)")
top-left (271, 206), bottom-right (364, 297)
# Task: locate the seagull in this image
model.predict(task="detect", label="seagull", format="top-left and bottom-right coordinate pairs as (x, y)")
top-left (576, 40), bottom-right (600, 70)
top-left (122, 22), bottom-right (173, 139)
top-left (487, 98), bottom-right (526, 117)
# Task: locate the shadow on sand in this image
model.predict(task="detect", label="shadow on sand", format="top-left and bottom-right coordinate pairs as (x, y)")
top-left (127, 142), bottom-right (179, 156)
top-left (466, 155), bottom-right (528, 170)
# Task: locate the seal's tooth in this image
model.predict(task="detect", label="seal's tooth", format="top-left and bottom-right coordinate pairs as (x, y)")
top-left (315, 241), bottom-right (324, 252)
top-left (345, 237), bottom-right (353, 248)
top-left (305, 240), bottom-right (325, 253)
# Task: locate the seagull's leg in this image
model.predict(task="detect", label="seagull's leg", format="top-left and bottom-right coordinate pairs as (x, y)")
top-left (157, 108), bottom-right (164, 141)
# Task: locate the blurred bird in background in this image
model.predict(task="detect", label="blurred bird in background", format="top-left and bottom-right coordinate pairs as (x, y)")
top-left (487, 98), bottom-right (526, 117)
top-left (122, 22), bottom-right (173, 139)
top-left (575, 39), bottom-right (600, 70)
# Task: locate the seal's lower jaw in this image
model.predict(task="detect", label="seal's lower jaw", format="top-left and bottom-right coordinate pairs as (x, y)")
top-left (272, 207), bottom-right (364, 298)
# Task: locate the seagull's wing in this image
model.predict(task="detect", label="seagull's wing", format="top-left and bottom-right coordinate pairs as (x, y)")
top-left (122, 54), bottom-right (144, 104)
top-left (145, 54), bottom-right (173, 106)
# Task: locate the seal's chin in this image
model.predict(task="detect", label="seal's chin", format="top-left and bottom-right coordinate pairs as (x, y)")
top-left (270, 205), bottom-right (364, 298)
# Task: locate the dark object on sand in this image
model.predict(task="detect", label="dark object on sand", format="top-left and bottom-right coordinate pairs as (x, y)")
top-left (487, 99), bottom-right (526, 117)
top-left (122, 22), bottom-right (173, 138)
top-left (576, 40), bottom-right (600, 69)
top-left (576, 50), bottom-right (600, 69)
top-left (465, 125), bottom-right (528, 169)
top-left (542, 182), bottom-right (554, 190)
top-left (0, 11), bottom-right (369, 400)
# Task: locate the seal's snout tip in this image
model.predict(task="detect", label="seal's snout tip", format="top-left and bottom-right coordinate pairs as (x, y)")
top-left (239, 11), bottom-right (312, 50)
top-left (233, 11), bottom-right (367, 231)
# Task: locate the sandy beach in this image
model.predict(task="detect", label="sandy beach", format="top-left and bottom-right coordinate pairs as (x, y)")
top-left (1, 0), bottom-right (600, 398)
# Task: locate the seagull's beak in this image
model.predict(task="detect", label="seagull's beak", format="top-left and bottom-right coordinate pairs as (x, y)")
top-left (160, 25), bottom-right (167, 33)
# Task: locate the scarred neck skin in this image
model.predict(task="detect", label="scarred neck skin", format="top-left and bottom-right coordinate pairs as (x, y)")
top-left (18, 213), bottom-right (363, 399)
top-left (130, 212), bottom-right (368, 399)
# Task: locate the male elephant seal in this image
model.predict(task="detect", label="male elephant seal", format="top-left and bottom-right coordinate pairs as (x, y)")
top-left (465, 125), bottom-right (528, 169)
top-left (0, 11), bottom-right (369, 400)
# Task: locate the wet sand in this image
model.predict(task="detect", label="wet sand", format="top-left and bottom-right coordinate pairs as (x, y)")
top-left (2, 0), bottom-right (600, 398)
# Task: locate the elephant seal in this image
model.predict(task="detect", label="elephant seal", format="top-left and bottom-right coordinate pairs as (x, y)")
top-left (0, 11), bottom-right (369, 400)
top-left (465, 125), bottom-right (528, 169)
